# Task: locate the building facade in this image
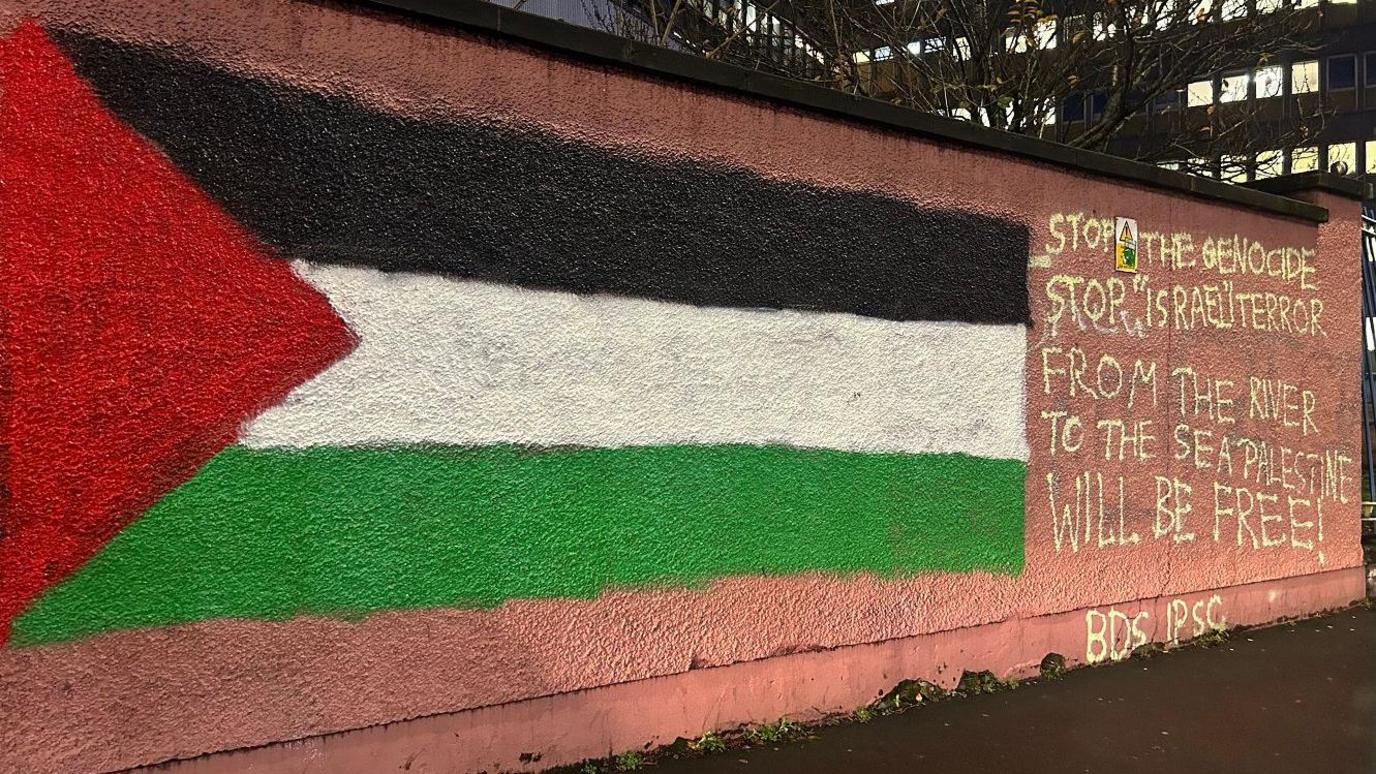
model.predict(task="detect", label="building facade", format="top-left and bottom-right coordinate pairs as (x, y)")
top-left (545, 0), bottom-right (1376, 184)
top-left (1094, 0), bottom-right (1376, 182)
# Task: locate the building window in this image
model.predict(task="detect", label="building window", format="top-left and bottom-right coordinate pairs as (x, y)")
top-left (1292, 60), bottom-right (1319, 94)
top-left (1220, 0), bottom-right (1247, 21)
top-left (1189, 1), bottom-right (1214, 24)
top-left (1222, 155), bottom-right (1249, 183)
top-left (1062, 93), bottom-right (1085, 122)
top-left (1034, 18), bottom-right (1057, 50)
top-left (1327, 142), bottom-right (1357, 174)
top-left (873, 46), bottom-right (893, 61)
top-left (1327, 55), bottom-right (1357, 91)
top-left (1062, 14), bottom-right (1089, 42)
top-left (1188, 78), bottom-right (1214, 106)
top-left (1154, 89), bottom-right (1184, 112)
top-left (1038, 98), bottom-right (1057, 127)
top-left (1256, 0), bottom-right (1285, 12)
top-left (1220, 71), bottom-right (1249, 102)
top-left (1366, 140), bottom-right (1376, 174)
top-left (1088, 92), bottom-right (1109, 120)
top-left (1366, 53), bottom-right (1376, 87)
top-left (1144, 5), bottom-right (1171, 30)
top-left (1255, 65), bottom-right (1284, 98)
top-left (1291, 146), bottom-right (1319, 173)
top-left (1005, 28), bottom-right (1029, 53)
top-left (1092, 12), bottom-right (1117, 40)
top-left (1255, 150), bottom-right (1283, 179)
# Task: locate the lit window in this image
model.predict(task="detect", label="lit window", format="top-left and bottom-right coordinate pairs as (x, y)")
top-left (1005, 28), bottom-right (1029, 53)
top-left (1140, 5), bottom-right (1170, 30)
top-left (1327, 142), bottom-right (1357, 174)
top-left (1092, 12), bottom-right (1117, 40)
top-left (952, 37), bottom-right (972, 60)
top-left (1366, 140), bottom-right (1376, 174)
top-left (1255, 150), bottom-right (1283, 179)
top-left (1034, 18), bottom-right (1057, 49)
top-left (906, 41), bottom-right (923, 56)
top-left (873, 46), bottom-right (894, 61)
top-left (1222, 155), bottom-right (1249, 183)
top-left (1158, 161), bottom-right (1182, 172)
top-left (1190, 157), bottom-right (1214, 177)
top-left (1292, 60), bottom-right (1319, 94)
top-left (1328, 55), bottom-right (1357, 91)
top-left (1298, 0), bottom-right (1319, 7)
top-left (1254, 65), bottom-right (1284, 98)
top-left (1219, 71), bottom-right (1249, 102)
top-left (1256, 0), bottom-right (1284, 12)
top-left (968, 104), bottom-right (1010, 127)
top-left (1188, 79), bottom-right (1214, 106)
top-left (1220, 0), bottom-right (1247, 21)
top-left (1190, 1), bottom-right (1214, 24)
top-left (1291, 146), bottom-right (1318, 173)
top-left (1328, 0), bottom-right (1357, 4)
top-left (1063, 15), bottom-right (1089, 43)
top-left (852, 51), bottom-right (871, 64)
top-left (875, 0), bottom-right (895, 5)
top-left (1040, 98), bottom-right (1057, 126)
top-left (948, 107), bottom-right (973, 121)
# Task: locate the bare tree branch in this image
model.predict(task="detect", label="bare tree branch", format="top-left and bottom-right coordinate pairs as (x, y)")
top-left (591, 0), bottom-right (1329, 174)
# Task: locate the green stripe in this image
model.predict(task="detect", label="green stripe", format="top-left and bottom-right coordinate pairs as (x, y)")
top-left (13, 445), bottom-right (1025, 645)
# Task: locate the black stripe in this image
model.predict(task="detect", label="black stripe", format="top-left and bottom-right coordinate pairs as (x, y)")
top-left (56, 31), bottom-right (1029, 325)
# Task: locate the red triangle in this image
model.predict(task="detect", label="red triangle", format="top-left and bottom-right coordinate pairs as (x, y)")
top-left (0, 22), bottom-right (356, 642)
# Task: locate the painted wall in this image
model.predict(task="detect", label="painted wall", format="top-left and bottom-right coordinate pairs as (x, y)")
top-left (0, 1), bottom-right (1363, 771)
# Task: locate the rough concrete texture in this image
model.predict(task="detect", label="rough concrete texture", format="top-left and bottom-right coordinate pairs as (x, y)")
top-left (0, 1), bottom-right (1366, 772)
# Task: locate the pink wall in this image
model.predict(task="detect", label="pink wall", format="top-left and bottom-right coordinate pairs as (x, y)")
top-left (0, 1), bottom-right (1365, 771)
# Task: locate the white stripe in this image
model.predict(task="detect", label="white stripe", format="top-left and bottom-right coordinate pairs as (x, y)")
top-left (242, 263), bottom-right (1028, 460)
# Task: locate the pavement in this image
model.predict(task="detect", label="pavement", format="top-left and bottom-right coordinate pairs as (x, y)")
top-left (654, 605), bottom-right (1376, 774)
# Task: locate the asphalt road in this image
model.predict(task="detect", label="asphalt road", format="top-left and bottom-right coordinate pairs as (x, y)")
top-left (655, 605), bottom-right (1376, 774)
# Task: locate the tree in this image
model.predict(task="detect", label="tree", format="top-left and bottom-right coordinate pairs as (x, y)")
top-left (593, 0), bottom-right (1329, 179)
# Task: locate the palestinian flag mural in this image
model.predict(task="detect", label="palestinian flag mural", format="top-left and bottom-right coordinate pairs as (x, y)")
top-left (0, 23), bottom-right (1031, 646)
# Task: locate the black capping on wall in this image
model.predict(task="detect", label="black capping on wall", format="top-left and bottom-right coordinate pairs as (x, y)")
top-left (1245, 171), bottom-right (1374, 202)
top-left (354, 0), bottom-right (1335, 224)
